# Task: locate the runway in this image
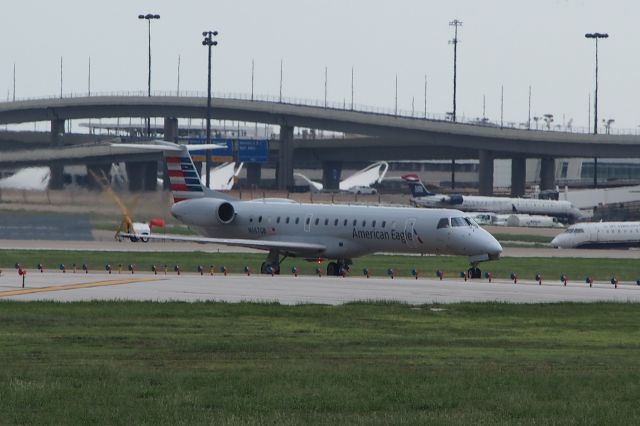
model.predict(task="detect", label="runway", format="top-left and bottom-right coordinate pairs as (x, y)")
top-left (1, 270), bottom-right (638, 304)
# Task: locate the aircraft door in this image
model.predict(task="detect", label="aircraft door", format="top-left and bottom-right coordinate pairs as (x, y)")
top-left (404, 218), bottom-right (417, 249)
top-left (304, 213), bottom-right (313, 232)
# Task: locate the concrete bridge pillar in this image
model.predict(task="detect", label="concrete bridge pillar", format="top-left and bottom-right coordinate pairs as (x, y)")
top-left (162, 117), bottom-right (179, 189)
top-left (246, 163), bottom-right (262, 187)
top-left (540, 157), bottom-right (555, 190)
top-left (322, 161), bottom-right (343, 191)
top-left (276, 125), bottom-right (294, 190)
top-left (49, 118), bottom-right (65, 190)
top-left (86, 164), bottom-right (112, 191)
top-left (510, 157), bottom-right (527, 197)
top-left (143, 161), bottom-right (158, 191)
top-left (478, 150), bottom-right (494, 196)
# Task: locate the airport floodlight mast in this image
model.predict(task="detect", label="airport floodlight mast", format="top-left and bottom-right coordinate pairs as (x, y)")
top-left (202, 30), bottom-right (219, 188)
top-left (449, 19), bottom-right (462, 123)
top-left (138, 13), bottom-right (160, 136)
top-left (585, 31), bottom-right (608, 188)
top-left (449, 19), bottom-right (462, 190)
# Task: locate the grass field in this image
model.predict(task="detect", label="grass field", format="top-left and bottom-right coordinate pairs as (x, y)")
top-left (1, 249), bottom-right (639, 282)
top-left (0, 301), bottom-right (638, 425)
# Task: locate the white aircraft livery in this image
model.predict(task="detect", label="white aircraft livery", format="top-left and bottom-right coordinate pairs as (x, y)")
top-left (551, 222), bottom-right (640, 249)
top-left (403, 174), bottom-right (582, 224)
top-left (115, 142), bottom-right (502, 275)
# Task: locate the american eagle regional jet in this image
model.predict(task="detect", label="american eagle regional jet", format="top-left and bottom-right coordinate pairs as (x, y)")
top-left (115, 142), bottom-right (502, 275)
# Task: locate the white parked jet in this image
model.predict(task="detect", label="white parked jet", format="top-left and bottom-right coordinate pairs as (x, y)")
top-left (551, 222), bottom-right (640, 249)
top-left (294, 161), bottom-right (388, 193)
top-left (403, 174), bottom-right (582, 224)
top-left (114, 142), bottom-right (502, 275)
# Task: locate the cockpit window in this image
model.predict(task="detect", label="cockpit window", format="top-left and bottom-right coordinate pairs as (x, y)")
top-left (451, 217), bottom-right (467, 227)
top-left (464, 217), bottom-right (478, 227)
top-left (437, 218), bottom-right (450, 229)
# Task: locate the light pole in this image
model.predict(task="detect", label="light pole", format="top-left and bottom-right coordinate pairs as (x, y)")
top-left (449, 19), bottom-right (462, 122)
top-left (449, 19), bottom-right (462, 190)
top-left (202, 30), bottom-right (218, 189)
top-left (603, 118), bottom-right (614, 135)
top-left (138, 13), bottom-right (160, 136)
top-left (585, 32), bottom-right (608, 187)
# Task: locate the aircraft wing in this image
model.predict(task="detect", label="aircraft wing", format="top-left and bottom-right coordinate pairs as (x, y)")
top-left (120, 233), bottom-right (326, 254)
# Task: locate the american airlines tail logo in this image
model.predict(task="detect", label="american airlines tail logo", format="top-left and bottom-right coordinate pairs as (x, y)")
top-left (166, 155), bottom-right (204, 203)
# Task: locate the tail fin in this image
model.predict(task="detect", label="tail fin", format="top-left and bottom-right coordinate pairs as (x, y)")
top-left (112, 141), bottom-right (233, 204)
top-left (164, 148), bottom-right (205, 203)
top-left (401, 174), bottom-right (434, 197)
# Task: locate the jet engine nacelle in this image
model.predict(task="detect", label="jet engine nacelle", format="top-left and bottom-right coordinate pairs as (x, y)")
top-left (448, 194), bottom-right (464, 205)
top-left (170, 198), bottom-right (236, 227)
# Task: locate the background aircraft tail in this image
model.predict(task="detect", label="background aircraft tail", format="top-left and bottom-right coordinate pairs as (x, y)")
top-left (401, 174), bottom-right (435, 197)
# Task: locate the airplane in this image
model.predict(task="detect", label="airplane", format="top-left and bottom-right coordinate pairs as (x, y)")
top-left (113, 141), bottom-right (502, 276)
top-left (551, 221), bottom-right (640, 249)
top-left (294, 161), bottom-right (388, 193)
top-left (206, 161), bottom-right (244, 191)
top-left (403, 174), bottom-right (582, 224)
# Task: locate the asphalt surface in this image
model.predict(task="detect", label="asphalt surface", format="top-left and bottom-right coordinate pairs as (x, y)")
top-left (1, 270), bottom-right (638, 304)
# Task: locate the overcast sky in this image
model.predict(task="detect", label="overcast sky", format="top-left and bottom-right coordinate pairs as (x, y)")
top-left (1, 0), bottom-right (638, 131)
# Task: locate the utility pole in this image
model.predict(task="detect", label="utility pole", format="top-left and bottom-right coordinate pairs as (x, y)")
top-left (251, 59), bottom-right (255, 101)
top-left (324, 66), bottom-right (327, 107)
top-left (177, 55), bottom-right (181, 96)
top-left (88, 57), bottom-right (91, 97)
top-left (351, 66), bottom-right (354, 110)
top-left (394, 74), bottom-right (398, 115)
top-left (585, 32), bottom-right (608, 188)
top-left (449, 19), bottom-right (462, 122)
top-left (202, 30), bottom-right (219, 188)
top-left (279, 59), bottom-right (283, 102)
top-left (527, 85), bottom-right (531, 130)
top-left (449, 19), bottom-right (462, 190)
top-left (424, 74), bottom-right (427, 118)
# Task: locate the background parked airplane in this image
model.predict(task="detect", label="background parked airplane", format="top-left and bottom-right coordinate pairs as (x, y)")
top-left (403, 174), bottom-right (582, 224)
top-left (294, 161), bottom-right (388, 193)
top-left (115, 142), bottom-right (502, 275)
top-left (551, 221), bottom-right (640, 248)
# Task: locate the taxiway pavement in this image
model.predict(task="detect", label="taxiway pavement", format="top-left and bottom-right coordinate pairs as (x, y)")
top-left (0, 271), bottom-right (638, 304)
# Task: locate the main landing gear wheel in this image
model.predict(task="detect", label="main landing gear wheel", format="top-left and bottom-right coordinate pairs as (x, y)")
top-left (260, 262), bottom-right (280, 275)
top-left (327, 262), bottom-right (338, 276)
top-left (468, 265), bottom-right (481, 279)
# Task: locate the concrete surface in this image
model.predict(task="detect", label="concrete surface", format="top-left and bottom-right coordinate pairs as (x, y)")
top-left (0, 270), bottom-right (638, 304)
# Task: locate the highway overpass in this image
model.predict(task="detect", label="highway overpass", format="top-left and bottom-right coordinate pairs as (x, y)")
top-left (2, 95), bottom-right (640, 194)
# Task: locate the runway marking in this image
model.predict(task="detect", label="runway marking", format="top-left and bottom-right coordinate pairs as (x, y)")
top-left (0, 277), bottom-right (159, 297)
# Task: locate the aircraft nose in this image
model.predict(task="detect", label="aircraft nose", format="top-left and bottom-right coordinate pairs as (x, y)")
top-left (551, 235), bottom-right (560, 247)
top-left (487, 235), bottom-right (503, 259)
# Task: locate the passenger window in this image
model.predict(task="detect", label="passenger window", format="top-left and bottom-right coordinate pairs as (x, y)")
top-left (382, 221), bottom-right (386, 228)
top-left (277, 217), bottom-right (281, 224)
top-left (286, 217), bottom-right (290, 224)
top-left (372, 220), bottom-right (376, 228)
top-left (258, 216), bottom-right (263, 223)
top-left (334, 219), bottom-right (339, 226)
top-left (315, 218), bottom-right (320, 225)
top-left (324, 218), bottom-right (329, 226)
top-left (305, 217), bottom-right (309, 225)
top-left (437, 218), bottom-right (450, 229)
top-left (362, 220), bottom-right (367, 227)
top-left (249, 217), bottom-right (253, 223)
top-left (343, 219), bottom-right (348, 226)
top-left (296, 218), bottom-right (301, 225)
top-left (353, 220), bottom-right (357, 226)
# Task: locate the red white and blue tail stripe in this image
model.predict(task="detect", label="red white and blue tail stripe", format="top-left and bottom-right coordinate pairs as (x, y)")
top-left (165, 153), bottom-right (204, 203)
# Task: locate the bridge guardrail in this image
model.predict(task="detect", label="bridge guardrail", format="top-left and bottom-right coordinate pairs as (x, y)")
top-left (2, 90), bottom-right (638, 136)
